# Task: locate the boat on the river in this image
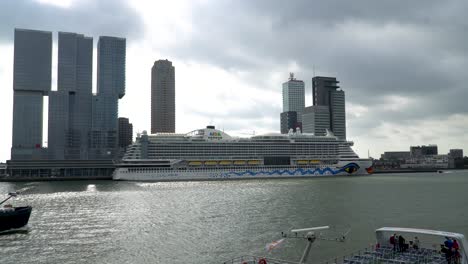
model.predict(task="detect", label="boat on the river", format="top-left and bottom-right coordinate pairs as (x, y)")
top-left (114, 126), bottom-right (373, 181)
top-left (0, 192), bottom-right (32, 234)
top-left (222, 226), bottom-right (468, 264)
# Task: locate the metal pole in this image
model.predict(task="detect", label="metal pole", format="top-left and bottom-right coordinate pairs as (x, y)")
top-left (299, 234), bottom-right (316, 264)
top-left (0, 195), bottom-right (13, 206)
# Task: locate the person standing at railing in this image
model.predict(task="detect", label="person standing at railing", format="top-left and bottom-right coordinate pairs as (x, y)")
top-left (390, 234), bottom-right (397, 251)
top-left (413, 236), bottom-right (420, 250)
top-left (398, 235), bottom-right (406, 252)
top-left (453, 239), bottom-right (460, 264)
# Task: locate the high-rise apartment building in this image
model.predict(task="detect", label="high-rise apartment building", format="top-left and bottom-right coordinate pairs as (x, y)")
top-left (48, 32), bottom-right (93, 160)
top-left (282, 73), bottom-right (305, 122)
top-left (90, 36), bottom-right (126, 159)
top-left (151, 59), bottom-right (175, 133)
top-left (11, 29), bottom-right (52, 160)
top-left (312, 76), bottom-right (346, 139)
top-left (302, 106), bottom-right (330, 136)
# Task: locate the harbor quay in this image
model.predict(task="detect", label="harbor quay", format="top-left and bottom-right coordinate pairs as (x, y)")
top-left (0, 160), bottom-right (115, 181)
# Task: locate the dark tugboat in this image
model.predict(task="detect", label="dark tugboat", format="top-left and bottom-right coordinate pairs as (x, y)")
top-left (0, 192), bottom-right (32, 233)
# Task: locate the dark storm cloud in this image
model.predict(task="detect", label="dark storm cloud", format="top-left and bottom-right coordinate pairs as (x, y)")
top-left (0, 0), bottom-right (144, 42)
top-left (164, 0), bottom-right (468, 122)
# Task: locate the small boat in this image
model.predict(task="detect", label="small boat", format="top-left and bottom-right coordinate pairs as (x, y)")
top-left (0, 192), bottom-right (32, 233)
top-left (222, 226), bottom-right (468, 264)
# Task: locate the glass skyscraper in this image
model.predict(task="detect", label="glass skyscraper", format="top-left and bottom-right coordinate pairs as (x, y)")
top-left (11, 29), bottom-right (52, 160)
top-left (280, 73), bottom-right (304, 134)
top-left (90, 36), bottom-right (126, 159)
top-left (48, 32), bottom-right (93, 160)
top-left (282, 73), bottom-right (305, 122)
top-left (312, 76), bottom-right (346, 139)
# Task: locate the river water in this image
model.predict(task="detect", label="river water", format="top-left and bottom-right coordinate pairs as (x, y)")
top-left (0, 171), bottom-right (467, 264)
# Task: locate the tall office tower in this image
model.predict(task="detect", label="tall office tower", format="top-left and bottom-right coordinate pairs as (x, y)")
top-left (151, 59), bottom-right (175, 133)
top-left (90, 36), bottom-right (126, 159)
top-left (302, 106), bottom-right (330, 136)
top-left (11, 29), bottom-right (52, 160)
top-left (282, 73), bottom-right (305, 122)
top-left (48, 32), bottom-right (93, 160)
top-left (312, 76), bottom-right (346, 139)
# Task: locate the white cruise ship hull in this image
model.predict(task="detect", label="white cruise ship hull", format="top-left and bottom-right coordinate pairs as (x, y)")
top-left (113, 160), bottom-right (373, 181)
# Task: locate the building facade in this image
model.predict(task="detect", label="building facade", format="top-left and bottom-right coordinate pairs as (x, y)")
top-left (280, 111), bottom-right (301, 134)
top-left (380, 151), bottom-right (411, 161)
top-left (302, 106), bottom-right (330, 136)
top-left (282, 73), bottom-right (305, 122)
top-left (311, 76), bottom-right (346, 139)
top-left (151, 59), bottom-right (175, 134)
top-left (90, 36), bottom-right (126, 159)
top-left (48, 32), bottom-right (93, 160)
top-left (118, 117), bottom-right (133, 149)
top-left (410, 145), bottom-right (438, 157)
top-left (11, 29), bottom-right (52, 160)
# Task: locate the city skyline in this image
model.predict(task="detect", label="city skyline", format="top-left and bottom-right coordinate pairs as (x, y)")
top-left (1, 0), bottom-right (468, 162)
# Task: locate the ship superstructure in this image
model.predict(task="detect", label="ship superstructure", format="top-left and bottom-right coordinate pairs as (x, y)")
top-left (114, 126), bottom-right (372, 181)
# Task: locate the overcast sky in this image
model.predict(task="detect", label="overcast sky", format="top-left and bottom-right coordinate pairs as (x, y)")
top-left (1, 0), bottom-right (467, 162)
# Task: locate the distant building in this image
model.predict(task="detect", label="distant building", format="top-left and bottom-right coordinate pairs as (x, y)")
top-left (302, 106), bottom-right (330, 136)
top-left (11, 28), bottom-right (52, 160)
top-left (410, 145), bottom-right (438, 157)
top-left (311, 76), bottom-right (346, 139)
top-left (280, 111), bottom-right (301, 134)
top-left (282, 73), bottom-right (305, 122)
top-left (401, 155), bottom-right (448, 169)
top-left (118, 117), bottom-right (133, 148)
top-left (381, 151), bottom-right (411, 161)
top-left (90, 36), bottom-right (126, 159)
top-left (0, 163), bottom-right (6, 176)
top-left (448, 149), bottom-right (463, 159)
top-left (48, 32), bottom-right (93, 160)
top-left (448, 149), bottom-right (464, 169)
top-left (151, 59), bottom-right (175, 133)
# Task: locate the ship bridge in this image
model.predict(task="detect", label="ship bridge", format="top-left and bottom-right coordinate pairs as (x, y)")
top-left (185, 126), bottom-right (233, 141)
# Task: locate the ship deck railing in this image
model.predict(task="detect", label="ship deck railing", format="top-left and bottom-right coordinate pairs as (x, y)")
top-left (321, 245), bottom-right (457, 264)
top-left (221, 255), bottom-right (299, 264)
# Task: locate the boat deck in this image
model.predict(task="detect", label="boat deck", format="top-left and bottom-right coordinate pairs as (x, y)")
top-left (223, 246), bottom-right (455, 264)
top-left (324, 245), bottom-right (454, 264)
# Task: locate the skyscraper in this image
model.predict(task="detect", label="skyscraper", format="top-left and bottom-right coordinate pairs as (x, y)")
top-left (151, 59), bottom-right (175, 133)
top-left (11, 29), bottom-right (52, 160)
top-left (48, 32), bottom-right (93, 160)
top-left (280, 73), bottom-right (304, 134)
top-left (282, 73), bottom-right (305, 122)
top-left (312, 76), bottom-right (346, 139)
top-left (90, 36), bottom-right (126, 159)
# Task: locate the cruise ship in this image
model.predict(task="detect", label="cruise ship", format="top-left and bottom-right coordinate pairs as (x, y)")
top-left (113, 126), bottom-right (373, 181)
